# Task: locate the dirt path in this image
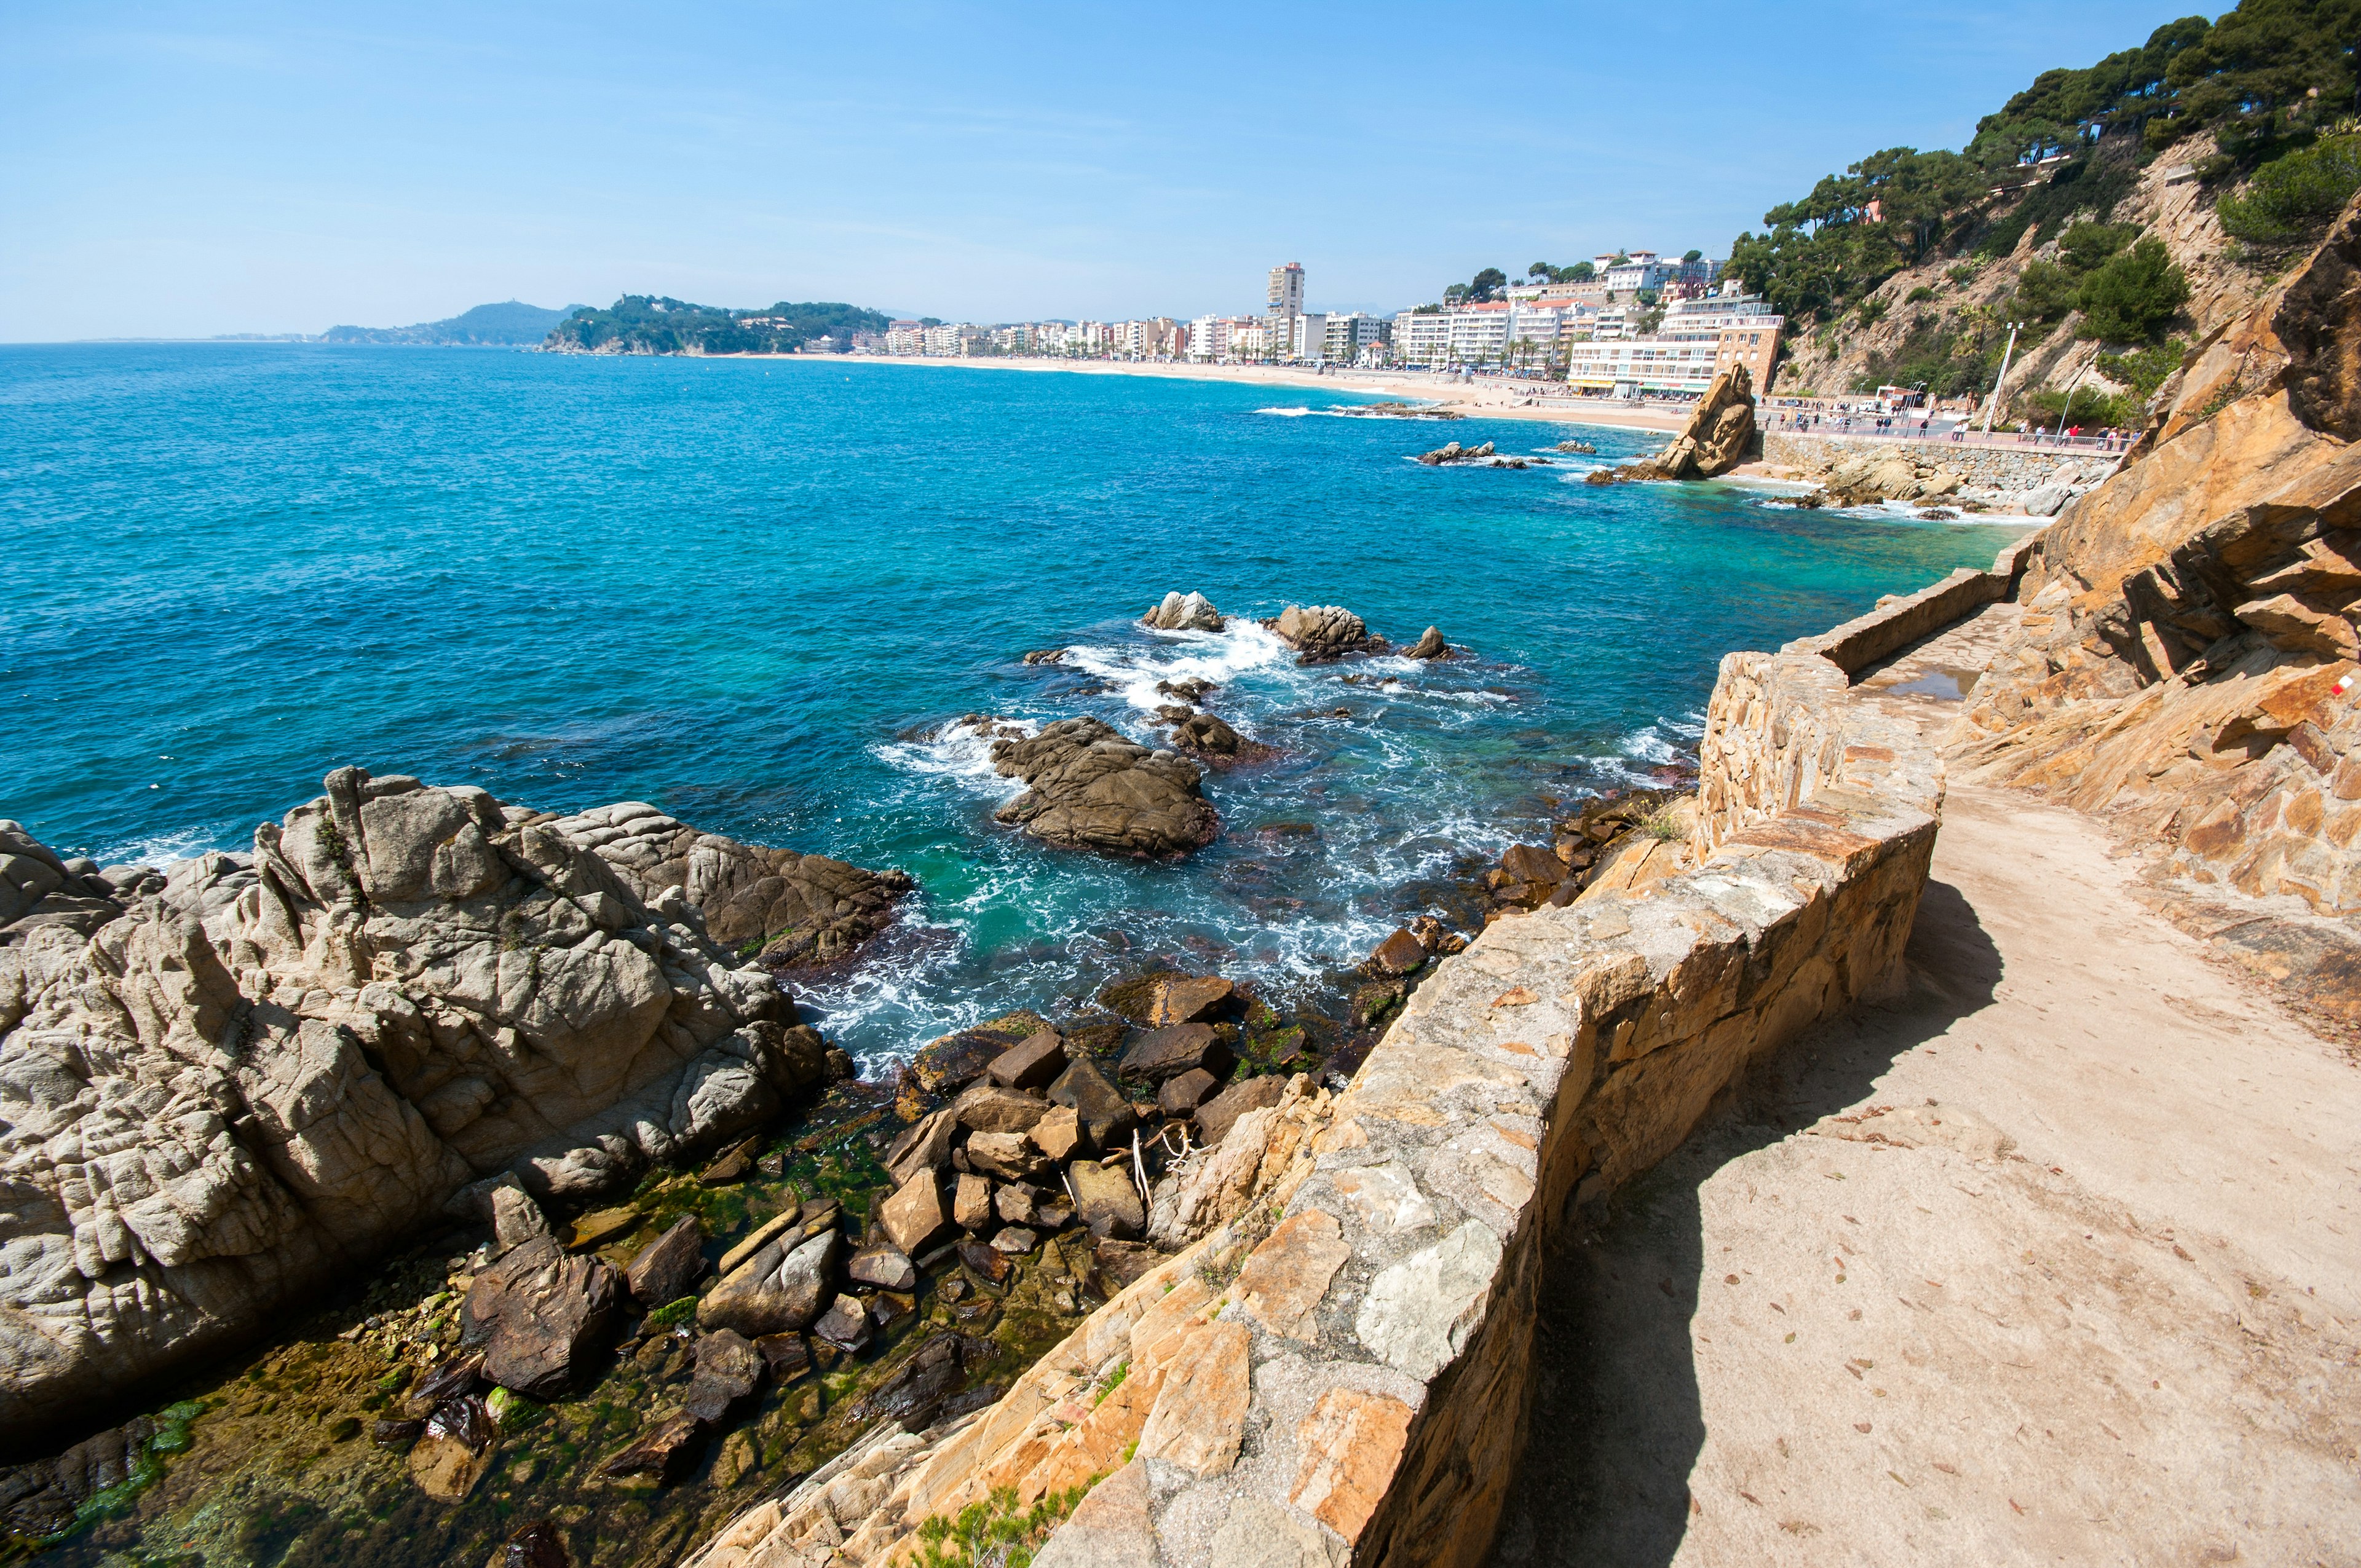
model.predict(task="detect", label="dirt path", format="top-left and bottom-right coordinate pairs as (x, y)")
top-left (1492, 616), bottom-right (2361, 1566)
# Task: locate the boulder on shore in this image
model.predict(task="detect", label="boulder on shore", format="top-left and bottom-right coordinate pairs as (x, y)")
top-left (1143, 591), bottom-right (1225, 632)
top-left (986, 717), bottom-right (1220, 857)
top-left (0, 768), bottom-right (889, 1447)
top-left (460, 1237), bottom-right (622, 1399)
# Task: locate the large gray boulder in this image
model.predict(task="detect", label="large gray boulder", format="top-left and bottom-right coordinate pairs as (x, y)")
top-left (0, 768), bottom-right (893, 1446)
top-left (1269, 604), bottom-right (1375, 660)
top-left (1143, 591), bottom-right (1224, 632)
top-left (987, 719), bottom-right (1219, 857)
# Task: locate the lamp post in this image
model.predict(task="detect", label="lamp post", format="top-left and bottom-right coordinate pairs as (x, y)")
top-left (1982, 321), bottom-right (2024, 435)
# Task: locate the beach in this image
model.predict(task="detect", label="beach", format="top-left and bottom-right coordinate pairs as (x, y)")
top-left (763, 350), bottom-right (1695, 432)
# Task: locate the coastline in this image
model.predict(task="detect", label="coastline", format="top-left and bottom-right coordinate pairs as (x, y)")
top-left (726, 350), bottom-right (1694, 433)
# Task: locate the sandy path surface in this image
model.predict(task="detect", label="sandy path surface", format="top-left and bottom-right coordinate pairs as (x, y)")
top-left (1493, 611), bottom-right (2361, 1567)
top-left (763, 352), bottom-right (1690, 433)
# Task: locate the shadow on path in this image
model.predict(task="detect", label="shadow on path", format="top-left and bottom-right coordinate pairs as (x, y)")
top-left (1487, 877), bottom-right (2001, 1566)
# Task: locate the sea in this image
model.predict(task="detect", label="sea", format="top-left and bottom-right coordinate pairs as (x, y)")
top-left (2, 344), bottom-right (2025, 1068)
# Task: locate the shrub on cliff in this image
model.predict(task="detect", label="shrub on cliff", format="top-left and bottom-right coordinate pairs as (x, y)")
top-left (2074, 239), bottom-right (2190, 342)
top-left (2218, 135), bottom-right (2361, 245)
top-left (2097, 337), bottom-right (2190, 401)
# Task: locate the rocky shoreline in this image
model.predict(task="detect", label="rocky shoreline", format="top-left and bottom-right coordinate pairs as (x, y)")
top-left (2, 589), bottom-right (1704, 1566)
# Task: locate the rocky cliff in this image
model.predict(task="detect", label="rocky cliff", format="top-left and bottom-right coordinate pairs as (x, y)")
top-left (1953, 195), bottom-right (2361, 926)
top-left (0, 770), bottom-right (904, 1444)
top-left (1776, 151), bottom-right (2272, 410)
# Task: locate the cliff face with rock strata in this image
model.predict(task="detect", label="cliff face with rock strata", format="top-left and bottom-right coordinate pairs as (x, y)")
top-left (1952, 194), bottom-right (2361, 929)
top-left (0, 770), bottom-right (903, 1444)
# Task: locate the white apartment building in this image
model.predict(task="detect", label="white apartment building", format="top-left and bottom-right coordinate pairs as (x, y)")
top-left (1447, 302), bottom-right (1511, 362)
top-left (1391, 310), bottom-right (1452, 366)
top-left (1268, 262), bottom-right (1305, 319)
top-left (1232, 317), bottom-right (1276, 359)
top-left (885, 320), bottom-right (926, 355)
top-left (1189, 315), bottom-right (1264, 361)
top-left (1564, 286), bottom-right (1784, 398)
top-left (1594, 250), bottom-right (1722, 297)
top-left (1289, 312), bottom-right (1329, 361)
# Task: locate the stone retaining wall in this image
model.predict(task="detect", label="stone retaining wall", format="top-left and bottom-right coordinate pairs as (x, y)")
top-left (684, 568), bottom-right (2023, 1568)
top-left (1763, 430), bottom-right (2102, 491)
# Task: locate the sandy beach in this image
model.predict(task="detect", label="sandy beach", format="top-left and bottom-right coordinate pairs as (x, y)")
top-left (759, 351), bottom-right (1693, 433)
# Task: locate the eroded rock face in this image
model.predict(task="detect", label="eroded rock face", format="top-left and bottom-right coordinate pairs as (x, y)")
top-left (0, 822), bottom-right (149, 945)
top-left (988, 719), bottom-right (1220, 857)
top-left (1953, 194), bottom-right (2361, 920)
top-left (1615, 364), bottom-right (1758, 482)
top-left (0, 768), bottom-right (895, 1445)
top-left (546, 801), bottom-right (911, 966)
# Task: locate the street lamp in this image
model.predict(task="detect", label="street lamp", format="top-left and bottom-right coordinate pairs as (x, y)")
top-left (1982, 321), bottom-right (2025, 435)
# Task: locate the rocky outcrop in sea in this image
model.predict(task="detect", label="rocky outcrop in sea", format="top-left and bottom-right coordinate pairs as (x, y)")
top-left (1268, 603), bottom-right (1380, 662)
top-left (980, 717), bottom-right (1220, 857)
top-left (0, 769), bottom-right (904, 1442)
top-left (1142, 591), bottom-right (1224, 632)
top-left (1590, 363), bottom-right (1758, 484)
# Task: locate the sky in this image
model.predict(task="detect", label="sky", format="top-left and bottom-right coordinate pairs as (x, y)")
top-left (1, 1), bottom-right (2210, 341)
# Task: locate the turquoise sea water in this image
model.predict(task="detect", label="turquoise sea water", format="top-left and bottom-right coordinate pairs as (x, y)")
top-left (3, 345), bottom-right (2019, 1062)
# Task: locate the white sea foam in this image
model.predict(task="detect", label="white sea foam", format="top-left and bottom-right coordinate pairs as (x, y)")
top-left (1619, 727), bottom-right (1682, 765)
top-left (1256, 406), bottom-right (1314, 417)
top-left (1062, 621), bottom-right (1294, 713)
top-left (872, 720), bottom-right (1034, 798)
top-left (96, 824), bottom-right (234, 869)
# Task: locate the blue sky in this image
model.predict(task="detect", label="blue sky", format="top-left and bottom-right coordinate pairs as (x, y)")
top-left (2, 1), bottom-right (2205, 341)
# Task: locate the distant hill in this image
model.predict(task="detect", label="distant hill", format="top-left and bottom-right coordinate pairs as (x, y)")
top-left (322, 301), bottom-right (582, 346)
top-left (544, 296), bottom-right (890, 355)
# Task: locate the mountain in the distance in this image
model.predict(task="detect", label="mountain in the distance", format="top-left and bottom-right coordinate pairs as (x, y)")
top-left (322, 301), bottom-right (582, 346)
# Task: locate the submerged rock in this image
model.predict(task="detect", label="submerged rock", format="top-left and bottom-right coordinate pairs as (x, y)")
top-left (681, 1328), bottom-right (764, 1424)
top-left (504, 1521), bottom-right (572, 1568)
top-left (986, 717), bottom-right (1220, 857)
top-left (599, 1411), bottom-right (706, 1481)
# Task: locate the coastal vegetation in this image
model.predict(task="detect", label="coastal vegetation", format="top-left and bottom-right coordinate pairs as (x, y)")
top-left (1735, 0), bottom-right (2355, 401)
top-left (545, 297), bottom-right (889, 355)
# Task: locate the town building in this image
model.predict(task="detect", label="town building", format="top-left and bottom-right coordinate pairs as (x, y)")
top-left (1390, 309), bottom-right (1453, 366)
top-left (1268, 262), bottom-right (1305, 324)
top-left (1289, 312), bottom-right (1329, 361)
top-left (1562, 285), bottom-right (1783, 399)
top-left (1323, 312), bottom-right (1390, 363)
top-left (1593, 251), bottom-right (1723, 297)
